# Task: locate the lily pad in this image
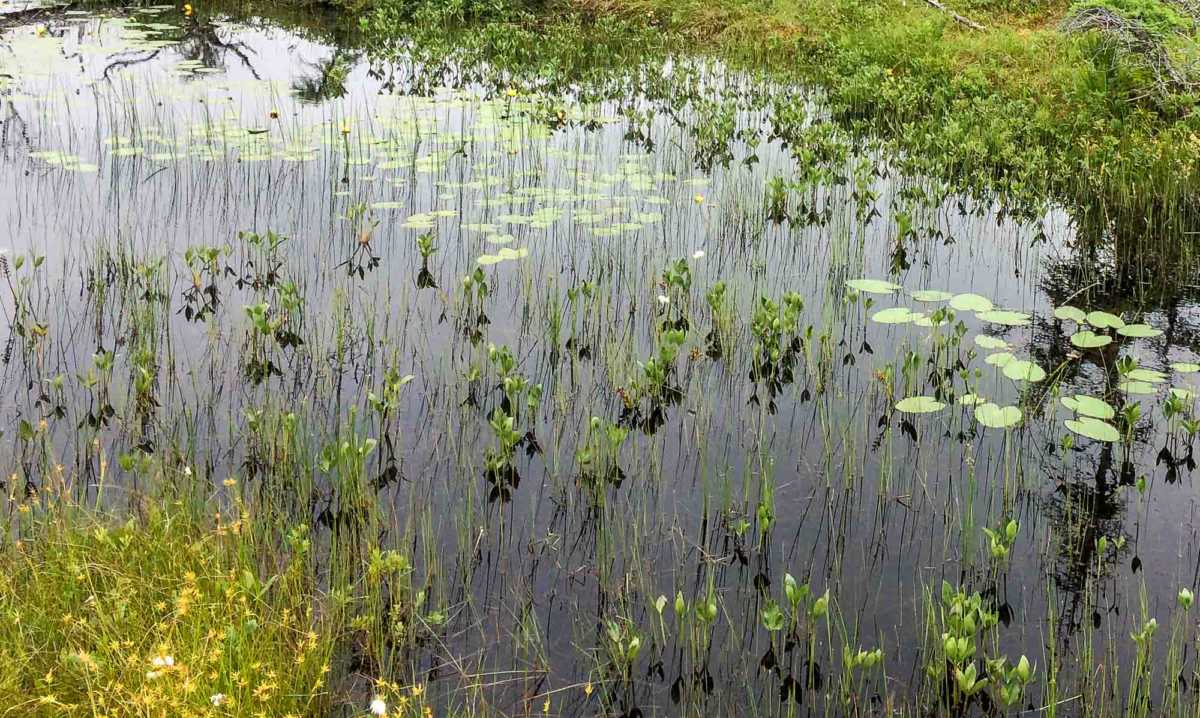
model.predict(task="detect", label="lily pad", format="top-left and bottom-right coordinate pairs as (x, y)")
top-left (1002, 359), bottom-right (1046, 383)
top-left (977, 310), bottom-right (1031, 327)
top-left (1070, 331), bottom-right (1111, 349)
top-left (1061, 394), bottom-right (1115, 420)
top-left (949, 293), bottom-right (994, 313)
top-left (975, 403), bottom-right (1022, 429)
top-left (1065, 417), bottom-right (1120, 443)
top-left (1119, 380), bottom-right (1157, 395)
top-left (974, 335), bottom-right (1008, 350)
top-left (1053, 305), bottom-right (1087, 323)
top-left (1086, 311), bottom-right (1125, 329)
top-left (1117, 324), bottom-right (1162, 338)
top-left (1126, 368), bottom-right (1166, 383)
top-left (871, 307), bottom-right (917, 324)
top-left (895, 396), bottom-right (946, 414)
top-left (958, 393), bottom-right (986, 406)
top-left (985, 352), bottom-right (1015, 368)
top-left (911, 289), bottom-right (953, 302)
top-left (1172, 362), bottom-right (1200, 373)
top-left (847, 279), bottom-right (901, 295)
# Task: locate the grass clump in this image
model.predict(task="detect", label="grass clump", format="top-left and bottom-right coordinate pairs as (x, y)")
top-left (0, 493), bottom-right (337, 715)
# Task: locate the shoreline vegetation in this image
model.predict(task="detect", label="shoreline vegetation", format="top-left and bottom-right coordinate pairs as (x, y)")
top-left (5, 0), bottom-right (1200, 716)
top-left (352, 0), bottom-right (1200, 286)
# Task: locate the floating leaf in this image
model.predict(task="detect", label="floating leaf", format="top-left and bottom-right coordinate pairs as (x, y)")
top-left (958, 393), bottom-right (986, 406)
top-left (911, 289), bottom-right (952, 302)
top-left (1127, 369), bottom-right (1166, 384)
top-left (1070, 331), bottom-right (1111, 349)
top-left (1117, 323), bottom-right (1162, 338)
top-left (1086, 311), bottom-right (1125, 329)
top-left (974, 335), bottom-right (1008, 350)
top-left (977, 310), bottom-right (1031, 327)
top-left (1003, 359), bottom-right (1046, 383)
top-left (1061, 394), bottom-right (1115, 420)
top-left (1053, 305), bottom-right (1087, 323)
top-left (871, 307), bottom-right (916, 324)
top-left (1065, 417), bottom-right (1120, 443)
top-left (847, 279), bottom-right (901, 295)
top-left (895, 396), bottom-right (946, 414)
top-left (949, 293), bottom-right (993, 313)
top-left (1119, 380), bottom-right (1157, 395)
top-left (984, 352), bottom-right (1015, 368)
top-left (975, 403), bottom-right (1022, 429)
top-left (1170, 387), bottom-right (1195, 400)
top-left (1172, 362), bottom-right (1200, 373)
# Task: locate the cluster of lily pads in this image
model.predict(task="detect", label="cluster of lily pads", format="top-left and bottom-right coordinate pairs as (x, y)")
top-left (848, 278), bottom-right (1198, 442)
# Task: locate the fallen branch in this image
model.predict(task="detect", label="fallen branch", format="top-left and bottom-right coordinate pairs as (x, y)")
top-left (924, 0), bottom-right (987, 30)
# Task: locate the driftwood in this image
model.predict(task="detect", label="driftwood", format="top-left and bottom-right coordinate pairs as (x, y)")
top-left (923, 0), bottom-right (986, 31)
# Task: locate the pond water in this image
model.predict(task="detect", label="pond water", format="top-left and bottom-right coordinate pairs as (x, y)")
top-left (2, 6), bottom-right (1200, 714)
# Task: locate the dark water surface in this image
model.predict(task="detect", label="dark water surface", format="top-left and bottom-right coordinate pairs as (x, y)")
top-left (3, 7), bottom-right (1200, 714)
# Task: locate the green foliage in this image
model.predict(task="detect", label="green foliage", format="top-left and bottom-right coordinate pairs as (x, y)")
top-left (1071, 0), bottom-right (1190, 35)
top-left (0, 499), bottom-right (336, 713)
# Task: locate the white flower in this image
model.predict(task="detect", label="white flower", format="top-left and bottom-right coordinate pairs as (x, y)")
top-left (210, 693), bottom-right (227, 706)
top-left (656, 294), bottom-right (670, 306)
top-left (692, 250), bottom-right (705, 259)
top-left (151, 655), bottom-right (174, 667)
top-left (369, 696), bottom-right (387, 716)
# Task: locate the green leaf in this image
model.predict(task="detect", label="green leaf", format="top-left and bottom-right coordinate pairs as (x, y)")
top-left (1127, 369), bottom-right (1166, 383)
top-left (976, 310), bottom-right (1031, 327)
top-left (847, 279), bottom-right (900, 295)
top-left (895, 396), bottom-right (946, 414)
top-left (871, 307), bottom-right (917, 324)
top-left (974, 335), bottom-right (1008, 350)
top-left (984, 352), bottom-right (1015, 367)
top-left (1086, 310), bottom-right (1125, 329)
top-left (1053, 305), bottom-right (1087, 323)
top-left (1117, 324), bottom-right (1162, 338)
top-left (1070, 331), bottom-right (1111, 349)
top-left (1060, 394), bottom-right (1115, 419)
top-left (1171, 362), bottom-right (1200, 373)
top-left (975, 403), bottom-right (1022, 429)
top-left (949, 293), bottom-right (993, 312)
top-left (1119, 380), bottom-right (1157, 395)
top-left (1002, 359), bottom-right (1046, 383)
top-left (958, 393), bottom-right (986, 405)
top-left (910, 289), bottom-right (952, 302)
top-left (1065, 417), bottom-right (1120, 443)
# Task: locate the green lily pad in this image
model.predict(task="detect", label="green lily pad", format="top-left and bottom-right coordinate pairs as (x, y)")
top-left (1086, 311), bottom-right (1125, 329)
top-left (1002, 359), bottom-right (1046, 383)
top-left (1070, 331), bottom-right (1111, 349)
top-left (1170, 387), bottom-right (1195, 400)
top-left (1119, 380), bottom-right (1157, 395)
top-left (1117, 324), bottom-right (1162, 338)
top-left (1065, 417), bottom-right (1120, 443)
top-left (847, 279), bottom-right (901, 295)
top-left (1172, 362), bottom-right (1200, 373)
top-left (974, 335), bottom-right (1008, 350)
top-left (975, 403), bottom-right (1022, 429)
top-left (985, 352), bottom-right (1015, 368)
top-left (1126, 369), bottom-right (1166, 383)
top-left (958, 393), bottom-right (986, 406)
top-left (949, 293), bottom-right (994, 313)
top-left (977, 310), bottom-right (1031, 327)
top-left (871, 307), bottom-right (917, 324)
top-left (895, 396), bottom-right (946, 414)
top-left (1053, 305), bottom-right (1087, 323)
top-left (1060, 394), bottom-right (1115, 420)
top-left (911, 289), bottom-right (953, 302)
